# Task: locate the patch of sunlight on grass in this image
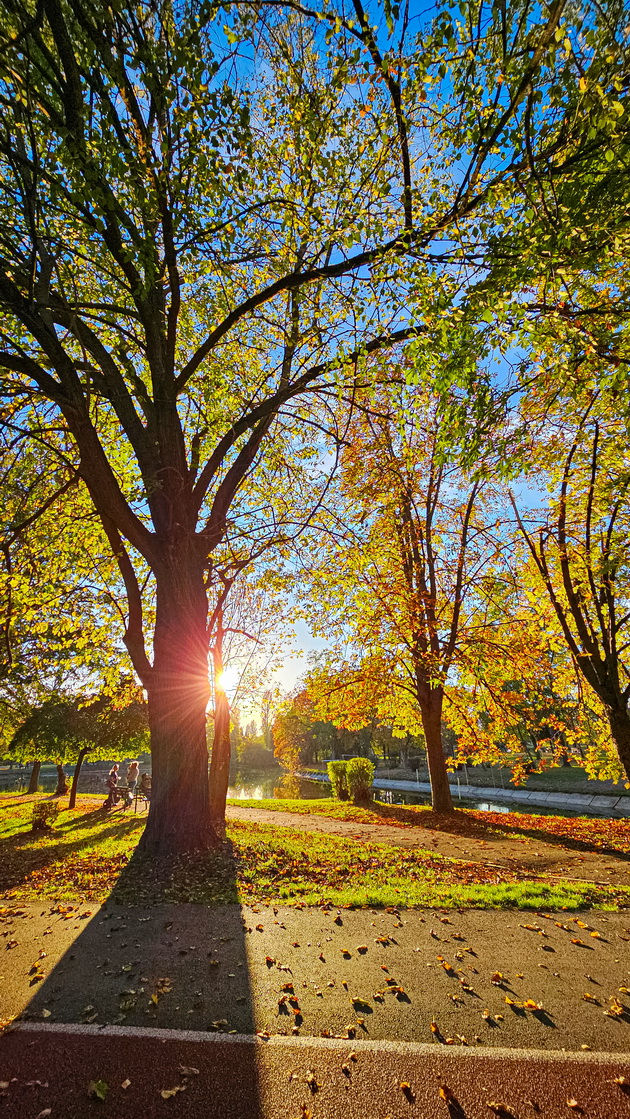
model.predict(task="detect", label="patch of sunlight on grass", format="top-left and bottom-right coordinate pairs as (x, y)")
top-left (2, 794), bottom-right (629, 911)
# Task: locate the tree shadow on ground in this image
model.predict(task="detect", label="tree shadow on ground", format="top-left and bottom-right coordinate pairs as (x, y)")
top-left (12, 839), bottom-right (263, 1118)
top-left (361, 802), bottom-right (630, 861)
top-left (0, 813), bottom-right (144, 895)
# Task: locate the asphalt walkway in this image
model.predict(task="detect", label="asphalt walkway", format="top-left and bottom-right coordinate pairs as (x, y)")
top-left (3, 902), bottom-right (630, 1051)
top-left (3, 901), bottom-right (630, 1117)
top-left (3, 1024), bottom-right (630, 1118)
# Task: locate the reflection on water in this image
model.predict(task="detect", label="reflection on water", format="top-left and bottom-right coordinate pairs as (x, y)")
top-left (0, 768), bottom-right (608, 818)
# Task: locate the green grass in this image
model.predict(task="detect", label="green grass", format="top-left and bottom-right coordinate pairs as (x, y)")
top-left (229, 796), bottom-right (630, 855)
top-left (1, 793), bottom-right (629, 911)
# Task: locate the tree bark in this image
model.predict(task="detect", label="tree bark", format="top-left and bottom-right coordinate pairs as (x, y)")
top-left (54, 763), bottom-right (68, 796)
top-left (208, 632), bottom-right (231, 835)
top-left (608, 707), bottom-right (630, 786)
top-left (27, 760), bottom-right (41, 794)
top-left (138, 559), bottom-right (217, 854)
top-left (68, 746), bottom-right (90, 810)
top-left (419, 687), bottom-right (453, 814)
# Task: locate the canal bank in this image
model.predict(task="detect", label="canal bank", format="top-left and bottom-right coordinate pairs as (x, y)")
top-left (298, 772), bottom-right (630, 817)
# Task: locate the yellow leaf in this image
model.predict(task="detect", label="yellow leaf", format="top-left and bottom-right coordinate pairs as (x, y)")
top-left (160, 1085), bottom-right (187, 1099)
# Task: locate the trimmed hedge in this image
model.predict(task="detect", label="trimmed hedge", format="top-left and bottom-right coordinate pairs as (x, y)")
top-left (327, 758), bottom-right (374, 805)
top-left (327, 760), bottom-right (349, 800)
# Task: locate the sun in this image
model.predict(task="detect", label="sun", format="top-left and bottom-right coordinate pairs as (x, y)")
top-left (215, 666), bottom-right (239, 692)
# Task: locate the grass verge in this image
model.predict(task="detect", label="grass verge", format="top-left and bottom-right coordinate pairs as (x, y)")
top-left (229, 796), bottom-right (630, 855)
top-left (1, 794), bottom-right (629, 910)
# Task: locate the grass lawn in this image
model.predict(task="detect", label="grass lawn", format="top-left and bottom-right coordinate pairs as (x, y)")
top-left (1, 793), bottom-right (630, 911)
top-left (229, 797), bottom-right (630, 856)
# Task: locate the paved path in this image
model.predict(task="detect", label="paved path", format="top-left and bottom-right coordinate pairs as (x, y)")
top-left (3, 902), bottom-right (630, 1052)
top-left (299, 772), bottom-right (630, 817)
top-left (2, 1024), bottom-right (630, 1118)
top-left (226, 805), bottom-right (630, 885)
top-left (3, 902), bottom-right (630, 1117)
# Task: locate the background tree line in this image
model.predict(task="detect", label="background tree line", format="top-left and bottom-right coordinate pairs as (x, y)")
top-left (0, 0), bottom-right (628, 842)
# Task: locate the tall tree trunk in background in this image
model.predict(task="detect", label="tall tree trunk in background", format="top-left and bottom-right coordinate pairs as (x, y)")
top-left (54, 763), bottom-right (68, 796)
top-left (418, 685), bottom-right (453, 814)
top-left (28, 760), bottom-right (41, 794)
top-left (209, 616), bottom-right (231, 834)
top-left (68, 746), bottom-right (90, 810)
top-left (608, 707), bottom-right (630, 786)
top-left (139, 559), bottom-right (216, 854)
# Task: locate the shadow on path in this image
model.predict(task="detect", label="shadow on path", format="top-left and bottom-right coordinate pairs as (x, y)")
top-left (6, 843), bottom-right (263, 1117)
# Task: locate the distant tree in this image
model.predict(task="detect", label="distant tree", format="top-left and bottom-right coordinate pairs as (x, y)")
top-left (297, 391), bottom-right (505, 812)
top-left (9, 684), bottom-right (148, 808)
top-left (513, 399), bottom-right (630, 785)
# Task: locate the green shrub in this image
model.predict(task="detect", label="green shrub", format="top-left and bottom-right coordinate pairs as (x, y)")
top-left (347, 757), bottom-right (374, 804)
top-left (31, 800), bottom-right (60, 832)
top-left (327, 760), bottom-right (350, 801)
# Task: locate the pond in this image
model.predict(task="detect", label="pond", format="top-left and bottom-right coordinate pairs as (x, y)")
top-left (0, 767), bottom-right (610, 818)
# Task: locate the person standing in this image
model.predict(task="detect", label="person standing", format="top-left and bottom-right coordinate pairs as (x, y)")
top-left (105, 763), bottom-right (119, 810)
top-left (125, 760), bottom-right (139, 807)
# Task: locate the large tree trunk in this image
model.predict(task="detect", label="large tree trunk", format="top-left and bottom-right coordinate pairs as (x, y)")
top-left (608, 707), bottom-right (630, 785)
top-left (28, 760), bottom-right (41, 794)
top-left (208, 631), bottom-right (231, 835)
top-left (419, 687), bottom-right (453, 814)
top-left (54, 763), bottom-right (68, 796)
top-left (68, 746), bottom-right (90, 810)
top-left (139, 560), bottom-right (217, 855)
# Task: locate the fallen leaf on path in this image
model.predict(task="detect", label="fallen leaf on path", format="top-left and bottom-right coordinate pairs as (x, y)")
top-left (400, 1081), bottom-right (415, 1102)
top-left (487, 1104), bottom-right (518, 1117)
top-left (87, 1079), bottom-right (108, 1101)
top-left (178, 1066), bottom-right (200, 1077)
top-left (606, 998), bottom-right (624, 1017)
top-left (160, 1085), bottom-right (187, 1099)
top-left (121, 1079), bottom-right (131, 1089)
top-left (305, 1071), bottom-right (319, 1093)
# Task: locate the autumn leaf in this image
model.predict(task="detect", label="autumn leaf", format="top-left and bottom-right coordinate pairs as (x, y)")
top-left (305, 1071), bottom-right (319, 1094)
top-left (606, 998), bottom-right (624, 1017)
top-left (160, 1085), bottom-right (187, 1099)
top-left (87, 1079), bottom-right (108, 1101)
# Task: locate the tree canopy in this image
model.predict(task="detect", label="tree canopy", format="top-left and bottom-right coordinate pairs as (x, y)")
top-left (0, 0), bottom-right (629, 842)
